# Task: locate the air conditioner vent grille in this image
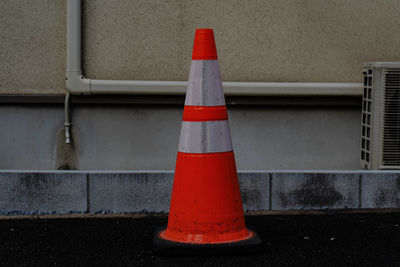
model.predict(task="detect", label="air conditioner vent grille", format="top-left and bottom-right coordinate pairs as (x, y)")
top-left (361, 68), bottom-right (373, 166)
top-left (382, 69), bottom-right (400, 166)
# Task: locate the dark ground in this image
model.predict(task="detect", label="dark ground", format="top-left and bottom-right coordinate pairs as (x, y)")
top-left (1, 212), bottom-right (400, 267)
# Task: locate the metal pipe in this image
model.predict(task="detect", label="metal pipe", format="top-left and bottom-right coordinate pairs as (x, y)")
top-left (64, 92), bottom-right (72, 144)
top-left (66, 0), bottom-right (90, 95)
top-left (66, 0), bottom-right (81, 73)
top-left (90, 80), bottom-right (363, 96)
top-left (90, 80), bottom-right (186, 95)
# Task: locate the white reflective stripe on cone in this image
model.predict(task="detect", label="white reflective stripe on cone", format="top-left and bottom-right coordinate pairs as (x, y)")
top-left (178, 120), bottom-right (233, 153)
top-left (185, 60), bottom-right (226, 106)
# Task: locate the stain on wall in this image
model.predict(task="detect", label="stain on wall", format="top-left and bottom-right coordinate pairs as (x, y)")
top-left (55, 129), bottom-right (78, 170)
top-left (272, 172), bottom-right (359, 210)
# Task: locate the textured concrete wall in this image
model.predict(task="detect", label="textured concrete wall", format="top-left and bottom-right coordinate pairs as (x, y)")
top-left (0, 0), bottom-right (66, 94)
top-left (0, 170), bottom-right (399, 215)
top-left (1, 0), bottom-right (400, 94)
top-left (0, 105), bottom-right (360, 170)
top-left (83, 0), bottom-right (400, 83)
top-left (0, 171), bottom-right (87, 215)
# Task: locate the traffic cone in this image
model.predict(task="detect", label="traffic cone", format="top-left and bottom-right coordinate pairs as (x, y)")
top-left (153, 29), bottom-right (261, 255)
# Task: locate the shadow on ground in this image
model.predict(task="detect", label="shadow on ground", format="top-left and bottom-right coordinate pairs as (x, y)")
top-left (0, 213), bottom-right (400, 266)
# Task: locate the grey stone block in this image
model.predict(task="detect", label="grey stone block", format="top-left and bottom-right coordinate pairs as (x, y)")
top-left (0, 172), bottom-right (87, 215)
top-left (5, 171), bottom-right (400, 215)
top-left (88, 172), bottom-right (174, 213)
top-left (361, 172), bottom-right (400, 208)
top-left (89, 171), bottom-right (269, 213)
top-left (271, 172), bottom-right (360, 210)
top-left (238, 172), bottom-right (270, 211)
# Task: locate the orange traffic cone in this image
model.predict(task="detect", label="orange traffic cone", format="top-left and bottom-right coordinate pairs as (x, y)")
top-left (154, 29), bottom-right (261, 255)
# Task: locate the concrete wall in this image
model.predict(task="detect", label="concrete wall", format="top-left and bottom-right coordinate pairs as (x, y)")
top-left (1, 170), bottom-right (399, 215)
top-left (1, 0), bottom-right (400, 94)
top-left (0, 0), bottom-right (66, 94)
top-left (0, 104), bottom-right (361, 170)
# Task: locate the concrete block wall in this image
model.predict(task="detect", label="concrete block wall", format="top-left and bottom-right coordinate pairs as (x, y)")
top-left (1, 170), bottom-right (399, 215)
top-left (0, 172), bottom-right (87, 215)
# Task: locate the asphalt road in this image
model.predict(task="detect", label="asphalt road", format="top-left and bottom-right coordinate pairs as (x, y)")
top-left (1, 212), bottom-right (400, 266)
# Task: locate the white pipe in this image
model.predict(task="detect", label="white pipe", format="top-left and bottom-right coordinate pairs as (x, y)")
top-left (66, 0), bottom-right (90, 94)
top-left (66, 0), bottom-right (81, 72)
top-left (220, 82), bottom-right (362, 96)
top-left (90, 80), bottom-right (186, 95)
top-left (89, 80), bottom-right (363, 96)
top-left (65, 0), bottom-right (363, 97)
top-left (64, 92), bottom-right (72, 144)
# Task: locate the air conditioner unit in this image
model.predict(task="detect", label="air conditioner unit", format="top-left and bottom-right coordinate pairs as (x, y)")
top-left (361, 62), bottom-right (400, 169)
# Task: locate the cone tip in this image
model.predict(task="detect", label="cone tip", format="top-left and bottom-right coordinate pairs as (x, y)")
top-left (192, 28), bottom-right (218, 60)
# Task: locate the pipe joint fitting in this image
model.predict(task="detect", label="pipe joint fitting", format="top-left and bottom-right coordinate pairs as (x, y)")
top-left (66, 71), bottom-right (91, 95)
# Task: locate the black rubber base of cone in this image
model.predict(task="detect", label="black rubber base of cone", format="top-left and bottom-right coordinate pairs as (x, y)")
top-left (153, 227), bottom-right (263, 256)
